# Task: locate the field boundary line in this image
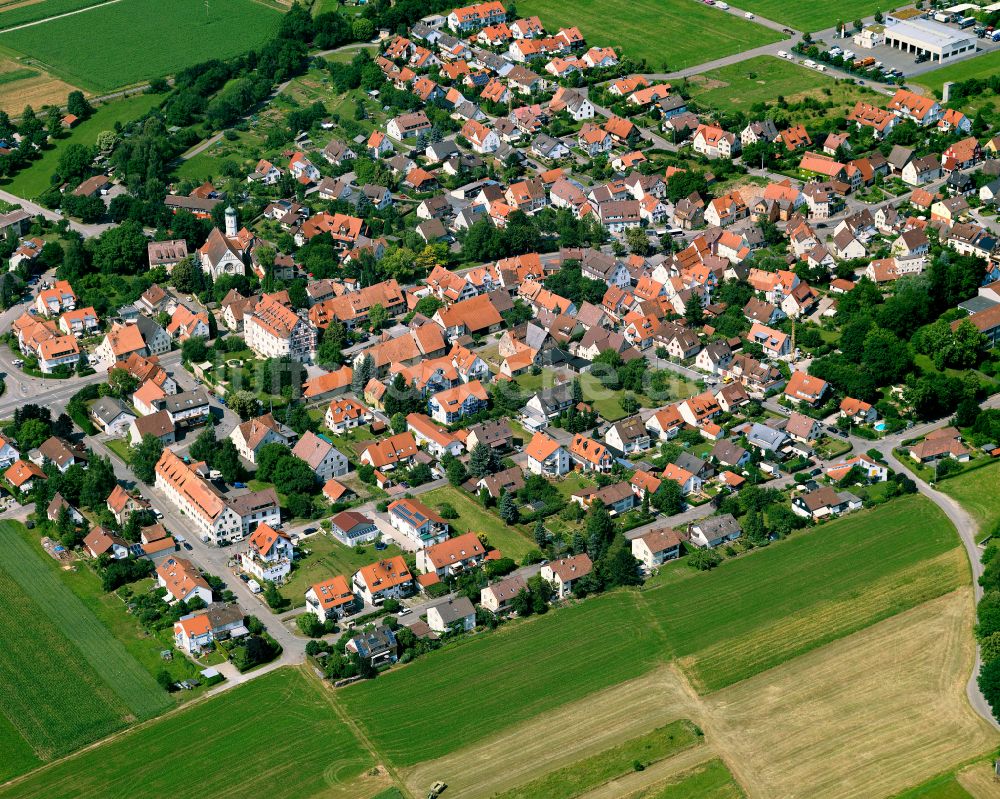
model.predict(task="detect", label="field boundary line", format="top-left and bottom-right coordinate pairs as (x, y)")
top-left (313, 667), bottom-right (414, 799)
top-left (0, 0), bottom-right (123, 32)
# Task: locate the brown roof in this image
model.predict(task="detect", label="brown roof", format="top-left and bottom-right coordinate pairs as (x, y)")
top-left (421, 532), bottom-right (485, 569)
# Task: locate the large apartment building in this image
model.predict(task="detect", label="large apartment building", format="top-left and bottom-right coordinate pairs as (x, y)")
top-left (154, 449), bottom-right (279, 545)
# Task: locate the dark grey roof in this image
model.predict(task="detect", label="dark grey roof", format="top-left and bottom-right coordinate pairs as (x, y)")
top-left (428, 596), bottom-right (475, 624)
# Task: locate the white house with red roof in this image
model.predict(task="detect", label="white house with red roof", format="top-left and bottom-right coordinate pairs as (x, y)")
top-left (239, 523), bottom-right (293, 584)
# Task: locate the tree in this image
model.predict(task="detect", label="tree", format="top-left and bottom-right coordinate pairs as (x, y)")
top-left (468, 442), bottom-right (496, 478)
top-left (368, 303), bottom-right (388, 332)
top-left (444, 454), bottom-right (467, 486)
top-left (499, 489), bottom-right (519, 524)
top-left (684, 293), bottom-right (704, 326)
top-left (57, 143), bottom-right (95, 183)
top-left (978, 655), bottom-right (1000, 718)
top-left (390, 412), bottom-right (407, 434)
top-left (533, 518), bottom-right (548, 549)
top-left (650, 479), bottom-right (684, 515)
top-left (67, 90), bottom-right (93, 120)
top-left (189, 426), bottom-right (217, 464)
top-left (585, 501), bottom-right (616, 561)
top-left (317, 318), bottom-right (347, 367)
top-left (16, 418), bottom-right (50, 450)
top-left (352, 17), bottom-right (374, 40)
top-left (352, 354), bottom-right (374, 395)
top-left (213, 439), bottom-right (245, 484)
top-left (271, 455), bottom-right (316, 495)
top-left (227, 390), bottom-right (260, 421)
top-left (92, 220), bottom-right (148, 275)
top-left (625, 226), bottom-right (649, 256)
top-left (131, 434), bottom-right (164, 483)
top-left (743, 509), bottom-right (767, 546)
top-left (106, 367), bottom-right (139, 398)
top-left (171, 256), bottom-right (200, 294)
top-left (687, 549), bottom-right (722, 570)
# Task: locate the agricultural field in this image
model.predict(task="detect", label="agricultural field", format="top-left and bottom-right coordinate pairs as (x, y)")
top-left (728, 0), bottom-right (882, 31)
top-left (493, 720), bottom-right (703, 799)
top-left (278, 530), bottom-right (404, 606)
top-left (940, 461), bottom-right (1000, 541)
top-left (893, 775), bottom-right (975, 799)
top-left (517, 0), bottom-right (783, 72)
top-left (645, 494), bottom-right (965, 691)
top-left (685, 55), bottom-right (880, 120)
top-left (344, 495), bottom-right (965, 773)
top-left (341, 590), bottom-right (666, 767)
top-left (0, 0), bottom-right (108, 30)
top-left (0, 54), bottom-right (76, 114)
top-left (0, 0), bottom-right (282, 91)
top-left (701, 590), bottom-right (996, 799)
top-left (0, 668), bottom-right (377, 799)
top-left (3, 91), bottom-right (161, 197)
top-left (0, 522), bottom-right (170, 768)
top-left (421, 484), bottom-right (536, 561)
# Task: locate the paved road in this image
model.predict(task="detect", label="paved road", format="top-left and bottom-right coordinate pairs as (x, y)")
top-left (0, 189), bottom-right (111, 237)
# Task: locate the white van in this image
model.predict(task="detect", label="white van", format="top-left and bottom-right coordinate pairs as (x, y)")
top-left (816, 64), bottom-right (827, 71)
top-left (247, 579), bottom-right (262, 594)
top-left (716, 1), bottom-right (728, 8)
top-left (803, 59), bottom-right (816, 68)
top-left (777, 49), bottom-right (788, 58)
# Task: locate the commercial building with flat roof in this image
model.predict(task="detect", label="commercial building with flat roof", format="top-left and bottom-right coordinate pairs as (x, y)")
top-left (882, 17), bottom-right (976, 62)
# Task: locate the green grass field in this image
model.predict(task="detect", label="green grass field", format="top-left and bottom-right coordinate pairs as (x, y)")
top-left (0, 523), bottom-right (170, 764)
top-left (0, 0), bottom-right (107, 30)
top-left (0, 668), bottom-right (375, 799)
top-left (639, 759), bottom-right (745, 798)
top-left (0, 0), bottom-right (282, 91)
top-left (495, 721), bottom-right (703, 799)
top-left (891, 773), bottom-right (973, 799)
top-left (518, 0), bottom-right (782, 72)
top-left (421, 485), bottom-right (536, 562)
top-left (645, 494), bottom-right (964, 691)
top-left (729, 0), bottom-right (881, 31)
top-left (686, 55), bottom-right (878, 118)
top-left (3, 92), bottom-right (160, 198)
top-left (341, 591), bottom-right (666, 767)
top-left (0, 711), bottom-right (40, 784)
top-left (940, 461), bottom-right (1000, 542)
top-left (913, 50), bottom-right (1000, 94)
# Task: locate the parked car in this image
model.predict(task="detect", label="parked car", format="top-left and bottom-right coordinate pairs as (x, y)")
top-left (233, 482), bottom-right (247, 489)
top-left (744, 10), bottom-right (753, 17)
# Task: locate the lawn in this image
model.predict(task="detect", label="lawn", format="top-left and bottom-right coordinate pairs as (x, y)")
top-left (0, 668), bottom-right (376, 799)
top-left (0, 0), bottom-right (282, 91)
top-left (913, 49), bottom-right (1000, 95)
top-left (729, 0), bottom-right (882, 31)
top-left (685, 55), bottom-right (879, 118)
top-left (940, 460), bottom-right (1000, 542)
top-left (494, 721), bottom-right (703, 799)
top-left (644, 494), bottom-right (966, 691)
top-left (420, 484), bottom-right (536, 562)
top-left (339, 590), bottom-right (667, 767)
top-left (3, 92), bottom-right (161, 198)
top-left (279, 530), bottom-right (403, 606)
top-left (639, 759), bottom-right (745, 799)
top-left (518, 0), bottom-right (782, 72)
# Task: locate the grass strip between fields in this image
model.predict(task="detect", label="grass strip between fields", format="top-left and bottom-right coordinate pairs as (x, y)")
top-left (636, 758), bottom-right (745, 799)
top-left (494, 720), bottom-right (703, 799)
top-left (0, 522), bottom-right (169, 718)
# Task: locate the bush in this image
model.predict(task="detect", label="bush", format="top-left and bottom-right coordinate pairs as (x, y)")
top-left (296, 612), bottom-right (324, 638)
top-left (438, 502), bottom-right (458, 519)
top-left (687, 549), bottom-right (723, 571)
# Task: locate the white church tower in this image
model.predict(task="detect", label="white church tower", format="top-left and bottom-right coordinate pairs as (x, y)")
top-left (224, 205), bottom-right (238, 238)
